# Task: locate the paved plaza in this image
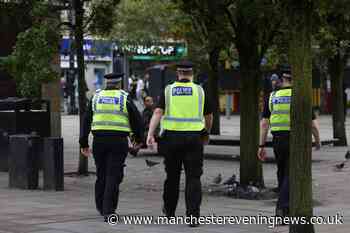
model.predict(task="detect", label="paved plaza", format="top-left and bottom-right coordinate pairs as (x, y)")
top-left (0, 115), bottom-right (350, 232)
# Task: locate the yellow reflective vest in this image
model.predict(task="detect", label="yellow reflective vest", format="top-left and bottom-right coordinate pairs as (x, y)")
top-left (161, 81), bottom-right (205, 131)
top-left (269, 88), bottom-right (292, 132)
top-left (91, 89), bottom-right (131, 132)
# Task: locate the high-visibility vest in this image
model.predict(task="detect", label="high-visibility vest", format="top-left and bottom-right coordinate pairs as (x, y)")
top-left (91, 89), bottom-right (131, 132)
top-left (269, 88), bottom-right (292, 132)
top-left (161, 81), bottom-right (205, 131)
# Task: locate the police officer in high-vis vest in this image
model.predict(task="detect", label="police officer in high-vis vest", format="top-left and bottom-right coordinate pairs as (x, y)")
top-left (80, 73), bottom-right (143, 221)
top-left (147, 60), bottom-right (213, 227)
top-left (258, 72), bottom-right (320, 218)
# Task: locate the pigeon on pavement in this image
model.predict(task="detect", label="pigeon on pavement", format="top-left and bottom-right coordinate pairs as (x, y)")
top-left (223, 174), bottom-right (237, 185)
top-left (345, 151), bottom-right (350, 160)
top-left (212, 173), bottom-right (222, 184)
top-left (145, 159), bottom-right (160, 168)
top-left (335, 162), bottom-right (345, 170)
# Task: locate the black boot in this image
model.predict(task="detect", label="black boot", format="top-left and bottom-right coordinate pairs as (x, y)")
top-left (162, 205), bottom-right (175, 218)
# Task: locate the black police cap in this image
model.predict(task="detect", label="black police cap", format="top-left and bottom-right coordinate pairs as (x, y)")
top-left (176, 60), bottom-right (193, 71)
top-left (104, 73), bottom-right (124, 82)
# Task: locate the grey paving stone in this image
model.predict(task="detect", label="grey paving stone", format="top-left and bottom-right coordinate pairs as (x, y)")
top-left (30, 231), bottom-right (75, 233)
top-left (0, 116), bottom-right (348, 233)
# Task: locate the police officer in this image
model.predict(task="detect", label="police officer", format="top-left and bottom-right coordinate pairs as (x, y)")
top-left (146, 61), bottom-right (213, 227)
top-left (80, 73), bottom-right (143, 221)
top-left (258, 72), bottom-right (320, 217)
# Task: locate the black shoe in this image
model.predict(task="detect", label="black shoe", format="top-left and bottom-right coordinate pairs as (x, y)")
top-left (188, 223), bottom-right (200, 228)
top-left (187, 214), bottom-right (200, 227)
top-left (162, 205), bottom-right (175, 217)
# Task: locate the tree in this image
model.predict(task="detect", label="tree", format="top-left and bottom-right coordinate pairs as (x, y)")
top-left (1, 1), bottom-right (60, 98)
top-left (2, 0), bottom-right (122, 175)
top-left (286, 0), bottom-right (314, 232)
top-left (112, 0), bottom-right (229, 134)
top-left (68, 0), bottom-right (121, 175)
top-left (224, 0), bottom-right (283, 186)
top-left (175, 0), bottom-right (285, 185)
top-left (111, 0), bottom-right (187, 43)
top-left (315, 0), bottom-right (350, 146)
top-left (175, 0), bottom-right (232, 135)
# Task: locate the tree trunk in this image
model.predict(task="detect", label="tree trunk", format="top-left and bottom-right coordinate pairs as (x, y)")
top-left (42, 52), bottom-right (62, 137)
top-left (288, 1), bottom-right (314, 232)
top-left (239, 67), bottom-right (264, 187)
top-left (236, 25), bottom-right (264, 186)
top-left (208, 48), bottom-right (221, 135)
top-left (41, 79), bottom-right (62, 137)
top-left (74, 0), bottom-right (89, 175)
top-left (239, 64), bottom-right (263, 187)
top-left (67, 8), bottom-right (77, 115)
top-left (329, 54), bottom-right (347, 146)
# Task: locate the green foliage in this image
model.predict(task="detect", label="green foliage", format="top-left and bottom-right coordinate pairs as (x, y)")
top-left (88, 0), bottom-right (121, 36)
top-left (110, 0), bottom-right (190, 43)
top-left (314, 0), bottom-right (350, 59)
top-left (1, 2), bottom-right (60, 98)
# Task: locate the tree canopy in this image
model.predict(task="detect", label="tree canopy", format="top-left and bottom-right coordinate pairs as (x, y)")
top-left (1, 2), bottom-right (60, 98)
top-left (110, 0), bottom-right (189, 43)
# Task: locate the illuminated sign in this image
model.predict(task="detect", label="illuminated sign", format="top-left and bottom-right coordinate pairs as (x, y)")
top-left (60, 38), bottom-right (187, 62)
top-left (116, 43), bottom-right (187, 61)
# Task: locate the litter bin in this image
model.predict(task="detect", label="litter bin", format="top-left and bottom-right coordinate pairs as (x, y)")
top-left (0, 98), bottom-right (51, 171)
top-left (9, 134), bottom-right (41, 189)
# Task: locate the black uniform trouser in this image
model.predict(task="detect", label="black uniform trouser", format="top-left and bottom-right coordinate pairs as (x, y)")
top-left (92, 136), bottom-right (128, 215)
top-left (272, 134), bottom-right (289, 210)
top-left (159, 133), bottom-right (204, 217)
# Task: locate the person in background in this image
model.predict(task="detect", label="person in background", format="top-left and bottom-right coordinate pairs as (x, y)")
top-left (144, 73), bottom-right (150, 96)
top-left (79, 73), bottom-right (144, 222)
top-left (258, 72), bottom-right (321, 219)
top-left (143, 96), bottom-right (154, 133)
top-left (136, 77), bottom-right (145, 101)
top-left (128, 77), bottom-right (133, 92)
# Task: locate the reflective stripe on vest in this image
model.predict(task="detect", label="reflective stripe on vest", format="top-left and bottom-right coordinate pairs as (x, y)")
top-left (91, 90), bottom-right (131, 132)
top-left (91, 121), bottom-right (130, 128)
top-left (269, 88), bottom-right (292, 132)
top-left (162, 82), bottom-right (205, 131)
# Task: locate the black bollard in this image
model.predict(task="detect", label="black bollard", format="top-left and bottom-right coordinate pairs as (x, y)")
top-left (0, 130), bottom-right (9, 172)
top-left (9, 135), bottom-right (40, 189)
top-left (43, 137), bottom-right (64, 191)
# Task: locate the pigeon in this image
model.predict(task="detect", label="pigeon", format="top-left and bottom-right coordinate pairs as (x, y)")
top-left (212, 173), bottom-right (222, 184)
top-left (345, 151), bottom-right (350, 160)
top-left (145, 159), bottom-right (160, 168)
top-left (223, 174), bottom-right (236, 185)
top-left (335, 162), bottom-right (345, 170)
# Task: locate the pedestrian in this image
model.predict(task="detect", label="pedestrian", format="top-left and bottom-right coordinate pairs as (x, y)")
top-left (146, 60), bottom-right (213, 227)
top-left (136, 77), bottom-right (145, 101)
top-left (79, 73), bottom-right (144, 222)
top-left (142, 96), bottom-right (154, 138)
top-left (258, 72), bottom-right (321, 218)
